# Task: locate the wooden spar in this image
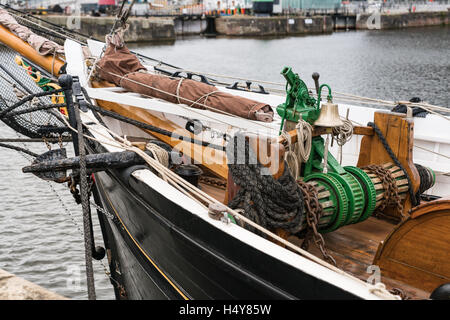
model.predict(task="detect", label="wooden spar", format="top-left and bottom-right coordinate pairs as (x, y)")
top-left (0, 24), bottom-right (65, 75)
top-left (91, 81), bottom-right (287, 181)
top-left (91, 80), bottom-right (230, 180)
top-left (276, 125), bottom-right (374, 145)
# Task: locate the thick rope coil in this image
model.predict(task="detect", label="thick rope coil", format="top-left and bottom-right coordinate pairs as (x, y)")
top-left (296, 120), bottom-right (313, 163)
top-left (146, 142), bottom-right (169, 168)
top-left (332, 118), bottom-right (353, 164)
top-left (283, 131), bottom-right (300, 179)
top-left (283, 120), bottom-right (312, 179)
top-left (146, 142), bottom-right (170, 182)
top-left (415, 163), bottom-right (434, 196)
top-left (227, 133), bottom-right (305, 235)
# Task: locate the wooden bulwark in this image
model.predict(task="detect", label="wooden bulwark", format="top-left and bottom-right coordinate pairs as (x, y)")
top-left (373, 198), bottom-right (450, 293)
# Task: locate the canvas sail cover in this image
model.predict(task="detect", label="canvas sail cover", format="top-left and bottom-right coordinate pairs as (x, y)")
top-left (0, 9), bottom-right (64, 56)
top-left (96, 45), bottom-right (274, 122)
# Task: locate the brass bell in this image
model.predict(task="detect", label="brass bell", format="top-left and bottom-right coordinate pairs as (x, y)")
top-left (313, 101), bottom-right (344, 127)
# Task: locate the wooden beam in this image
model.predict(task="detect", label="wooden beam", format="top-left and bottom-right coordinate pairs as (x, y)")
top-left (357, 112), bottom-right (420, 220)
top-left (0, 25), bottom-right (64, 75)
top-left (277, 125), bottom-right (373, 145)
top-left (92, 81), bottom-right (229, 180)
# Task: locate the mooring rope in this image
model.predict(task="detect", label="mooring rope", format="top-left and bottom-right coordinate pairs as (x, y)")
top-left (73, 102), bottom-right (96, 300)
top-left (227, 133), bottom-right (305, 235)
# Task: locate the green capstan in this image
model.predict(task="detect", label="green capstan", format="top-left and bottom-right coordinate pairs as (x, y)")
top-left (277, 66), bottom-right (332, 134)
top-left (277, 67), bottom-right (378, 232)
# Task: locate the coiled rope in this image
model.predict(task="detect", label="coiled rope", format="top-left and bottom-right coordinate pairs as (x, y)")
top-left (226, 133), bottom-right (305, 235)
top-left (282, 120), bottom-right (313, 179)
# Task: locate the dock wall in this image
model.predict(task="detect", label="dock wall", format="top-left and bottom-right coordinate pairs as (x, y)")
top-left (215, 16), bottom-right (333, 36)
top-left (45, 16), bottom-right (176, 42)
top-left (0, 268), bottom-right (67, 300)
top-left (356, 11), bottom-right (449, 29)
top-left (42, 11), bottom-right (449, 42)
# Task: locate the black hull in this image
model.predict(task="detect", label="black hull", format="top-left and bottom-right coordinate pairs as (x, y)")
top-left (89, 141), bottom-right (362, 300)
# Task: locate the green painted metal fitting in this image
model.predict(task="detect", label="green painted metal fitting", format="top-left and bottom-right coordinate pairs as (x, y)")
top-left (328, 172), bottom-right (366, 225)
top-left (277, 66), bottom-right (320, 134)
top-left (304, 173), bottom-right (349, 233)
top-left (316, 84), bottom-right (333, 109)
top-left (344, 166), bottom-right (377, 223)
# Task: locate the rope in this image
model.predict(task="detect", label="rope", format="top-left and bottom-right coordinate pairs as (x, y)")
top-left (414, 145), bottom-right (450, 160)
top-left (0, 88), bottom-right (64, 119)
top-left (158, 67), bottom-right (448, 116)
top-left (282, 120), bottom-right (312, 179)
top-left (227, 133), bottom-right (305, 234)
top-left (146, 142), bottom-right (169, 181)
top-left (368, 122), bottom-right (418, 207)
top-left (73, 102), bottom-right (96, 300)
top-left (332, 118), bottom-right (353, 164)
top-left (2, 103), bottom-right (66, 118)
top-left (0, 141), bottom-right (38, 157)
top-left (81, 101), bottom-right (226, 151)
top-left (415, 163), bottom-right (434, 195)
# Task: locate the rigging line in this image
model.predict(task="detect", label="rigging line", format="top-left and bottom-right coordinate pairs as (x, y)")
top-left (0, 141), bottom-right (38, 157)
top-left (159, 68), bottom-right (447, 111)
top-left (58, 111), bottom-right (210, 208)
top-left (153, 68), bottom-right (448, 113)
top-left (81, 101), bottom-right (227, 151)
top-left (2, 4), bottom-right (179, 70)
top-left (407, 104), bottom-right (450, 122)
top-left (414, 145), bottom-right (450, 160)
top-left (1, 6), bottom-right (88, 45)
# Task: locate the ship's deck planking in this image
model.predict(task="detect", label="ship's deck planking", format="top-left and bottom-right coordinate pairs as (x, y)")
top-left (195, 180), bottom-right (430, 299)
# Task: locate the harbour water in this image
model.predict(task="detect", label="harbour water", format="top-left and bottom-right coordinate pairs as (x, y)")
top-left (0, 26), bottom-right (448, 300)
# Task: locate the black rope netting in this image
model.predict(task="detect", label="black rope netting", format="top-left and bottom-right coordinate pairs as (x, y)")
top-left (0, 44), bottom-right (68, 138)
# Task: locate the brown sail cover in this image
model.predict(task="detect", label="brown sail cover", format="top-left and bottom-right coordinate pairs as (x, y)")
top-left (96, 45), bottom-right (273, 122)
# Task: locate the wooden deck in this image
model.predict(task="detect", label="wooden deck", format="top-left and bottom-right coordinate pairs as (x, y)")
top-left (303, 217), bottom-right (429, 299)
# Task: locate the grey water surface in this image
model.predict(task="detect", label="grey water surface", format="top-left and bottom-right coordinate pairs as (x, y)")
top-left (0, 26), bottom-right (448, 300)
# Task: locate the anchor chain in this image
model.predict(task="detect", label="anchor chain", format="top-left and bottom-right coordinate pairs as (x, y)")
top-left (199, 176), bottom-right (227, 190)
top-left (367, 122), bottom-right (418, 206)
top-left (363, 164), bottom-right (403, 217)
top-left (297, 181), bottom-right (337, 266)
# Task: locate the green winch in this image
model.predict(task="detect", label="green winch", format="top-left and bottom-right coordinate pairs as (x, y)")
top-left (277, 67), bottom-right (434, 233)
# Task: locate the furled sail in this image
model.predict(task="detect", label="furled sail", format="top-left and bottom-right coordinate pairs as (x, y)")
top-left (96, 44), bottom-right (274, 122)
top-left (0, 8), bottom-right (64, 56)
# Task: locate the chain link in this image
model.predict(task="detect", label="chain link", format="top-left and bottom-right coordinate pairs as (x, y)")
top-left (297, 181), bottom-right (337, 266)
top-left (199, 175), bottom-right (227, 190)
top-left (363, 164), bottom-right (404, 217)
